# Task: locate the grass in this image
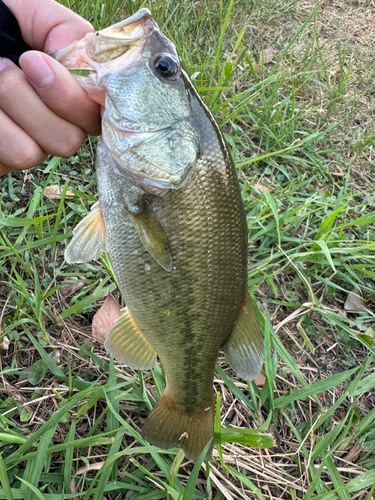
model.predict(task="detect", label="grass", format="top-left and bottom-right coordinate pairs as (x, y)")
top-left (1, 0), bottom-right (375, 498)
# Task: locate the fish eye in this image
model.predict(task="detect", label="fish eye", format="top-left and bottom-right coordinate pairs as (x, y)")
top-left (153, 55), bottom-right (179, 78)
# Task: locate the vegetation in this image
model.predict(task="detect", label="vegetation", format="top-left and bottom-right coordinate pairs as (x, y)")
top-left (1, 0), bottom-right (375, 498)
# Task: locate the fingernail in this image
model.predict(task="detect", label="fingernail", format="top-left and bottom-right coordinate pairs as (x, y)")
top-left (0, 57), bottom-right (9, 71)
top-left (19, 51), bottom-right (54, 88)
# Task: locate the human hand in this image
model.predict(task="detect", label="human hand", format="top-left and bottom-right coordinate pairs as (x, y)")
top-left (0, 0), bottom-right (101, 176)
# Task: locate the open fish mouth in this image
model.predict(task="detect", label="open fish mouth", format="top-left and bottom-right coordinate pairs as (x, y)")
top-left (52, 9), bottom-right (157, 75)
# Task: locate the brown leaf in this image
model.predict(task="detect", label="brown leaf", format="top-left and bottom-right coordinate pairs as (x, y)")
top-left (70, 478), bottom-right (76, 494)
top-left (254, 371), bottom-right (266, 387)
top-left (344, 286), bottom-right (363, 313)
top-left (0, 336), bottom-right (10, 351)
top-left (92, 294), bottom-right (122, 343)
top-left (254, 184), bottom-right (271, 192)
top-left (268, 424), bottom-right (281, 453)
top-left (260, 46), bottom-right (276, 64)
top-left (60, 277), bottom-right (85, 298)
top-left (44, 185), bottom-right (74, 199)
top-left (323, 335), bottom-right (335, 347)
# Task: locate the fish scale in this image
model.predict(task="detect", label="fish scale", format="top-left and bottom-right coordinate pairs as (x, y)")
top-left (58, 8), bottom-right (263, 460)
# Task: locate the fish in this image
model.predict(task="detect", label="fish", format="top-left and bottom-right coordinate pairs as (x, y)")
top-left (54, 8), bottom-right (263, 461)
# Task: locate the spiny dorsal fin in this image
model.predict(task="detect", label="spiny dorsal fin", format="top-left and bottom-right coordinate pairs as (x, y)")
top-left (223, 294), bottom-right (263, 381)
top-left (65, 202), bottom-right (107, 263)
top-left (104, 308), bottom-right (157, 370)
top-left (128, 204), bottom-right (172, 272)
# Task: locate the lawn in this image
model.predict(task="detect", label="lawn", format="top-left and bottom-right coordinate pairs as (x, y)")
top-left (1, 0), bottom-right (375, 498)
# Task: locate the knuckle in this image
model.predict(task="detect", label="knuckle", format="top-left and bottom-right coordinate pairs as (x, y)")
top-left (56, 129), bottom-right (84, 157)
top-left (0, 68), bottom-right (24, 102)
top-left (52, 91), bottom-right (81, 118)
top-left (10, 143), bottom-right (45, 170)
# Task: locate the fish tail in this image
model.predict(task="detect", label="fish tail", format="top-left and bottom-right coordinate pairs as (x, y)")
top-left (142, 387), bottom-right (214, 461)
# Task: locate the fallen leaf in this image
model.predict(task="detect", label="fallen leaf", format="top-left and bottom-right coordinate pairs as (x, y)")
top-left (70, 479), bottom-right (76, 494)
top-left (330, 69), bottom-right (342, 81)
top-left (44, 185), bottom-right (74, 199)
top-left (92, 294), bottom-right (122, 343)
top-left (70, 478), bottom-right (80, 500)
top-left (254, 184), bottom-right (271, 192)
top-left (60, 277), bottom-right (85, 298)
top-left (76, 462), bottom-right (105, 475)
top-left (0, 336), bottom-right (10, 350)
top-left (268, 424), bottom-right (281, 453)
top-left (344, 286), bottom-right (364, 313)
top-left (323, 335), bottom-right (335, 347)
top-left (49, 349), bottom-right (61, 364)
top-left (254, 371), bottom-right (266, 387)
top-left (260, 46), bottom-right (276, 64)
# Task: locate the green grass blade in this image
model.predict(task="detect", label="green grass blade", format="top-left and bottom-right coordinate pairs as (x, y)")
top-left (274, 368), bottom-right (358, 409)
top-left (184, 439), bottom-right (212, 500)
top-left (23, 422), bottom-right (58, 500)
top-left (16, 477), bottom-right (47, 500)
top-left (0, 452), bottom-right (14, 500)
top-left (216, 428), bottom-right (275, 448)
top-left (63, 420), bottom-right (76, 495)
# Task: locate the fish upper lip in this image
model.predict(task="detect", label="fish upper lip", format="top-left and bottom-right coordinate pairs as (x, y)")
top-left (99, 8), bottom-right (153, 33)
top-left (97, 7), bottom-right (157, 40)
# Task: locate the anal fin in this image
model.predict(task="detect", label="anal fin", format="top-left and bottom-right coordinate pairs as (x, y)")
top-left (104, 308), bottom-right (157, 370)
top-left (128, 203), bottom-right (172, 272)
top-left (223, 294), bottom-right (263, 381)
top-left (65, 202), bottom-right (107, 263)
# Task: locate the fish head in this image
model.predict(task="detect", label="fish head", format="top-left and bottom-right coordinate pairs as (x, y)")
top-left (53, 9), bottom-right (200, 192)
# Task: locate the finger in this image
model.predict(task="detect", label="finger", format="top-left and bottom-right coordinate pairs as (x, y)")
top-left (4, 0), bottom-right (94, 53)
top-left (0, 163), bottom-right (13, 177)
top-left (0, 109), bottom-right (47, 172)
top-left (19, 51), bottom-right (101, 136)
top-left (0, 61), bottom-right (85, 158)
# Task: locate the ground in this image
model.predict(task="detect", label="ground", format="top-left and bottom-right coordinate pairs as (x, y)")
top-left (0, 0), bottom-right (375, 499)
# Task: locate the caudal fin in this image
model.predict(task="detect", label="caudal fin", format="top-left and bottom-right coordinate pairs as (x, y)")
top-left (142, 388), bottom-right (214, 461)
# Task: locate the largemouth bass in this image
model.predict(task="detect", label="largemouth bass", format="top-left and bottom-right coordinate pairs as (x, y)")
top-left (55, 8), bottom-right (263, 460)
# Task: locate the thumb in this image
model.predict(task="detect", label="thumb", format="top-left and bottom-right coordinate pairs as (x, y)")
top-left (44, 19), bottom-right (94, 54)
top-left (19, 51), bottom-right (101, 136)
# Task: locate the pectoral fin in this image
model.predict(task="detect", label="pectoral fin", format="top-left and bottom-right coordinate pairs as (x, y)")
top-left (223, 294), bottom-right (263, 381)
top-left (65, 202), bottom-right (107, 263)
top-left (129, 204), bottom-right (172, 272)
top-left (104, 308), bottom-right (157, 370)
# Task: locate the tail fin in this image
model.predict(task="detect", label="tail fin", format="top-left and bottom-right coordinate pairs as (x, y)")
top-left (142, 388), bottom-right (214, 461)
